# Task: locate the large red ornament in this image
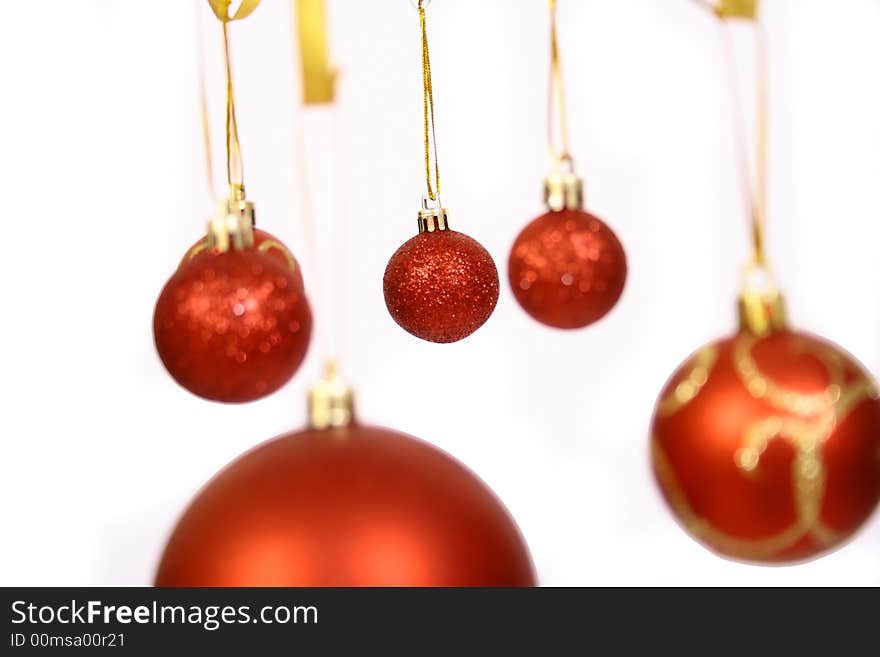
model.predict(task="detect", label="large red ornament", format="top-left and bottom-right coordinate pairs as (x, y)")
top-left (651, 304), bottom-right (880, 563)
top-left (384, 230), bottom-right (499, 343)
top-left (155, 423), bottom-right (536, 586)
top-left (153, 245), bottom-right (312, 403)
top-left (508, 208), bottom-right (626, 329)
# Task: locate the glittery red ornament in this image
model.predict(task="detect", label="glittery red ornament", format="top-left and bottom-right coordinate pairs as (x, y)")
top-left (508, 208), bottom-right (626, 329)
top-left (153, 247), bottom-right (311, 403)
top-left (651, 319), bottom-right (880, 563)
top-left (383, 230), bottom-right (499, 343)
top-left (155, 423), bottom-right (536, 586)
top-left (182, 228), bottom-right (305, 292)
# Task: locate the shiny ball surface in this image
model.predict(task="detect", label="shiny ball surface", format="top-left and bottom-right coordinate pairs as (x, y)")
top-left (182, 228), bottom-right (305, 291)
top-left (651, 328), bottom-right (880, 563)
top-left (155, 424), bottom-right (537, 586)
top-left (153, 248), bottom-right (312, 403)
top-left (508, 209), bottom-right (626, 328)
top-left (383, 230), bottom-right (499, 343)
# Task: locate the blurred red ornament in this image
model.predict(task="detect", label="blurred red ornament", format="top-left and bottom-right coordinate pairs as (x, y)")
top-left (182, 228), bottom-right (305, 292)
top-left (153, 246), bottom-right (311, 403)
top-left (651, 300), bottom-right (880, 563)
top-left (384, 229), bottom-right (499, 343)
top-left (508, 208), bottom-right (626, 329)
top-left (155, 423), bottom-right (536, 586)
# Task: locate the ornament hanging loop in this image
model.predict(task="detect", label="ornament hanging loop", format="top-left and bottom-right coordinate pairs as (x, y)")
top-left (547, 0), bottom-right (573, 174)
top-left (222, 20), bottom-right (245, 202)
top-left (417, 194), bottom-right (449, 233)
top-left (203, 0), bottom-right (261, 250)
top-left (544, 1), bottom-right (583, 211)
top-left (700, 0), bottom-right (779, 334)
top-left (415, 0), bottom-right (441, 203)
top-left (204, 1), bottom-right (262, 202)
top-left (701, 0), bottom-right (770, 273)
top-left (738, 258), bottom-right (785, 336)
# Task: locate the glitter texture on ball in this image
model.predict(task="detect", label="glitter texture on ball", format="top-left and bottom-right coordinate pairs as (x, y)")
top-left (153, 249), bottom-right (312, 403)
top-left (508, 208), bottom-right (626, 329)
top-left (383, 230), bottom-right (499, 343)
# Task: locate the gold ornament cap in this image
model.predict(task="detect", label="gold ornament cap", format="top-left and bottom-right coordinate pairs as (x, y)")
top-left (417, 195), bottom-right (449, 233)
top-left (544, 171), bottom-right (584, 212)
top-left (738, 287), bottom-right (786, 337)
top-left (207, 187), bottom-right (256, 252)
top-left (308, 361), bottom-right (355, 430)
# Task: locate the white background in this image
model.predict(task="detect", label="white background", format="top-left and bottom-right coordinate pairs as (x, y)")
top-left (1, 0), bottom-right (880, 586)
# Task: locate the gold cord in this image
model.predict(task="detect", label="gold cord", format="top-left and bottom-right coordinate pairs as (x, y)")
top-left (418, 1), bottom-right (440, 201)
top-left (548, 0), bottom-right (572, 172)
top-left (205, 1), bottom-right (262, 200)
top-left (715, 10), bottom-right (769, 268)
top-left (222, 21), bottom-right (245, 200)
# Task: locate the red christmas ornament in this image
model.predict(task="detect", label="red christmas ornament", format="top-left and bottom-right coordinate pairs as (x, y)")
top-left (182, 228), bottom-right (305, 292)
top-left (155, 383), bottom-right (536, 585)
top-left (384, 223), bottom-right (499, 343)
top-left (153, 221), bottom-right (312, 403)
top-left (651, 293), bottom-right (880, 563)
top-left (508, 207), bottom-right (626, 328)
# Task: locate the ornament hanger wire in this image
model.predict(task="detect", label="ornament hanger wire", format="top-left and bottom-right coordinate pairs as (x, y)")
top-left (206, 0), bottom-right (262, 201)
top-left (222, 21), bottom-right (245, 200)
top-left (700, 0), bottom-right (769, 270)
top-left (548, 0), bottom-right (573, 174)
top-left (414, 0), bottom-right (440, 203)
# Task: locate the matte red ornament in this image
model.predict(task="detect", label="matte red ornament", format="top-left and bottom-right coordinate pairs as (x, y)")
top-left (153, 246), bottom-right (312, 403)
top-left (383, 230), bottom-right (499, 343)
top-left (651, 320), bottom-right (880, 563)
top-left (155, 423), bottom-right (536, 586)
top-left (508, 208), bottom-right (626, 329)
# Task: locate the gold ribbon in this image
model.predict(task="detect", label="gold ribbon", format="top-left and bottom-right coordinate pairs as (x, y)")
top-left (417, 0), bottom-right (440, 202)
top-left (548, 0), bottom-right (572, 172)
top-left (295, 0), bottom-right (336, 104)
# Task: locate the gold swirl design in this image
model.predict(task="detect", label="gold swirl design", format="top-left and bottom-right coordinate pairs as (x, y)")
top-left (656, 345), bottom-right (719, 418)
top-left (652, 440), bottom-right (808, 560)
top-left (732, 333), bottom-right (844, 415)
top-left (652, 333), bottom-right (880, 560)
top-left (733, 334), bottom-right (874, 545)
top-left (655, 333), bottom-right (878, 558)
top-left (257, 239), bottom-right (298, 274)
